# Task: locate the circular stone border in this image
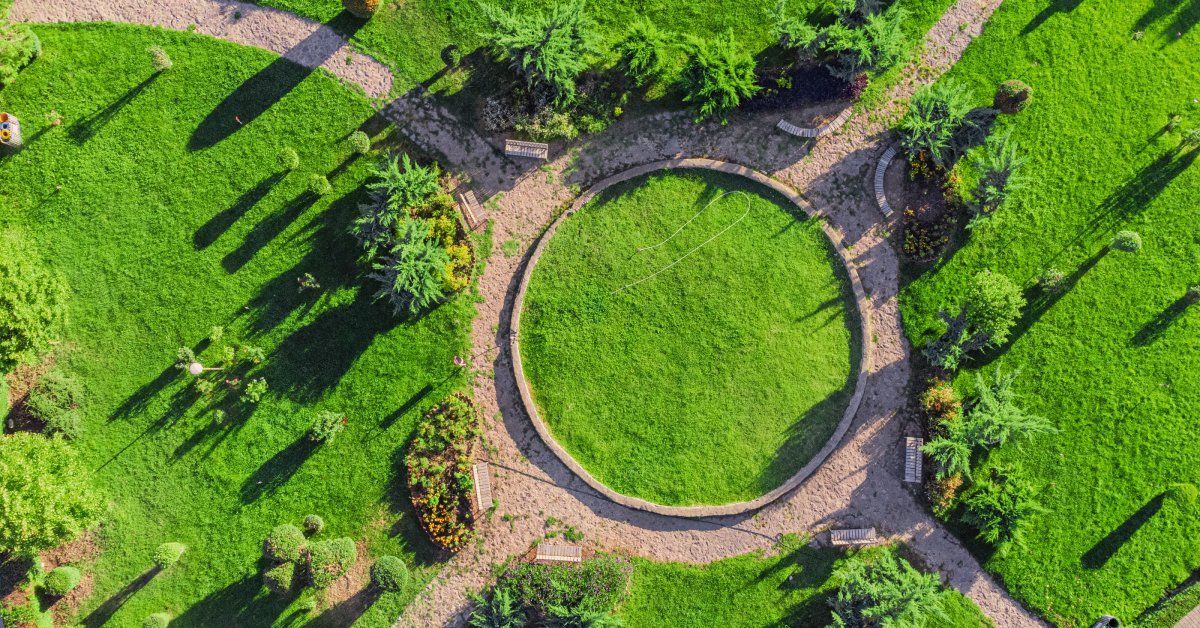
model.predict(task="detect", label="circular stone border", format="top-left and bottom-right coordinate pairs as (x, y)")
top-left (509, 158), bottom-right (873, 518)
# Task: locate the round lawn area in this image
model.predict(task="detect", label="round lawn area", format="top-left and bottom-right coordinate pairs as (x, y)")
top-left (518, 170), bottom-right (861, 506)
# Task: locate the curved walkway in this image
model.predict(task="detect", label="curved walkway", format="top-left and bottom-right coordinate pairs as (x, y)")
top-left (509, 158), bottom-right (873, 518)
top-left (7, 1), bottom-right (1042, 626)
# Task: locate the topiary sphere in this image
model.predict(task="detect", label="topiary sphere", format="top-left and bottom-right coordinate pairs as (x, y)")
top-left (348, 130), bottom-right (371, 155)
top-left (43, 565), bottom-right (82, 597)
top-left (370, 555), bottom-right (409, 592)
top-left (153, 542), bottom-right (187, 569)
top-left (343, 0), bottom-right (380, 19)
top-left (264, 524), bottom-right (306, 562)
top-left (277, 147), bottom-right (300, 171)
top-left (142, 612), bottom-right (171, 628)
top-left (306, 537), bottom-right (357, 588)
top-left (1111, 230), bottom-right (1143, 252)
top-left (303, 514), bottom-right (325, 535)
top-left (308, 174), bottom-right (333, 197)
top-left (1167, 482), bottom-right (1199, 508)
top-left (994, 79), bottom-right (1032, 114)
top-left (263, 561), bottom-right (297, 596)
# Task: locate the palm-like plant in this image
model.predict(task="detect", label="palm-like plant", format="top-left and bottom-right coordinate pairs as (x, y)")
top-left (468, 587), bottom-right (525, 628)
top-left (829, 551), bottom-right (948, 627)
top-left (961, 468), bottom-right (1046, 551)
top-left (481, 0), bottom-right (599, 106)
top-left (898, 80), bottom-right (975, 167)
top-left (369, 218), bottom-right (450, 316)
top-left (544, 604), bottom-right (624, 627)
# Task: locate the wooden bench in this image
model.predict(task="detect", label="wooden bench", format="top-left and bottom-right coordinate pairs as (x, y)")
top-left (504, 139), bottom-right (549, 160)
top-left (875, 144), bottom-right (897, 217)
top-left (904, 436), bottom-right (923, 483)
top-left (457, 189), bottom-right (488, 231)
top-left (777, 119), bottom-right (818, 138)
top-left (777, 108), bottom-right (853, 140)
top-left (472, 462), bottom-right (492, 511)
top-left (830, 528), bottom-right (878, 546)
top-left (534, 544), bottom-right (582, 563)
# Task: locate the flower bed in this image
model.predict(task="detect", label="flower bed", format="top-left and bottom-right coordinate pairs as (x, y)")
top-left (405, 393), bottom-right (480, 552)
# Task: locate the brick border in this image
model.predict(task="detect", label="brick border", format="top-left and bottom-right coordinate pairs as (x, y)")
top-left (509, 159), bottom-right (873, 518)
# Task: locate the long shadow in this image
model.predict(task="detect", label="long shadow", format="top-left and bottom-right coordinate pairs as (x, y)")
top-left (81, 568), bottom-right (158, 627)
top-left (1135, 0), bottom-right (1200, 40)
top-left (68, 75), bottom-right (157, 144)
top-left (1132, 293), bottom-right (1195, 346)
top-left (308, 586), bottom-right (381, 627)
top-left (385, 446), bottom-right (448, 567)
top-left (1022, 0), bottom-right (1086, 35)
top-left (194, 172), bottom-right (286, 249)
top-left (240, 433), bottom-right (319, 503)
top-left (172, 574), bottom-right (292, 626)
top-left (1082, 493), bottom-right (1165, 569)
top-left (221, 192), bottom-right (319, 273)
top-left (378, 384), bottom-right (434, 432)
top-left (188, 11), bottom-right (364, 150)
top-left (0, 554), bottom-right (33, 599)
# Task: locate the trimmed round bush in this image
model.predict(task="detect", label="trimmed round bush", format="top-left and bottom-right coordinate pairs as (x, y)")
top-left (307, 537), bottom-right (357, 588)
top-left (263, 561), bottom-right (296, 596)
top-left (994, 79), bottom-right (1032, 114)
top-left (303, 514), bottom-right (325, 535)
top-left (153, 542), bottom-right (186, 569)
top-left (142, 612), bottom-right (171, 628)
top-left (343, 0), bottom-right (379, 18)
top-left (308, 174), bottom-right (333, 197)
top-left (1188, 285), bottom-right (1200, 303)
top-left (276, 147), bottom-right (300, 171)
top-left (1167, 482), bottom-right (1198, 508)
top-left (1111, 230), bottom-right (1143, 252)
top-left (27, 370), bottom-right (83, 439)
top-left (43, 565), bottom-right (82, 597)
top-left (308, 411), bottom-right (345, 443)
top-left (147, 45), bottom-right (172, 73)
top-left (370, 555), bottom-right (408, 592)
top-left (263, 524), bottom-right (306, 563)
top-left (1038, 267), bottom-right (1066, 293)
top-left (348, 130), bottom-right (371, 155)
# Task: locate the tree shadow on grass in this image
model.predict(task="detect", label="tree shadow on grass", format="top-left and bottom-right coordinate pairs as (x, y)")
top-left (1132, 293), bottom-right (1195, 346)
top-left (1081, 493), bottom-right (1165, 569)
top-left (1022, 0), bottom-right (1086, 35)
top-left (188, 11), bottom-right (365, 151)
top-left (754, 386), bottom-right (857, 497)
top-left (385, 446), bottom-right (449, 568)
top-left (172, 573), bottom-right (292, 626)
top-left (221, 192), bottom-right (320, 273)
top-left (1135, 0), bottom-right (1200, 41)
top-left (194, 172), bottom-right (286, 250)
top-left (307, 586), bottom-right (381, 627)
top-left (68, 74), bottom-right (157, 144)
top-left (240, 432), bottom-right (320, 503)
top-left (81, 567), bottom-right (158, 627)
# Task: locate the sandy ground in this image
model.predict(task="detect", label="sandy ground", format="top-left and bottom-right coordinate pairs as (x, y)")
top-left (9, 0), bottom-right (1043, 625)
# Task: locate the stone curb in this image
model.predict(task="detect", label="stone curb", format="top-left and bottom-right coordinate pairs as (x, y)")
top-left (508, 158), bottom-right (874, 518)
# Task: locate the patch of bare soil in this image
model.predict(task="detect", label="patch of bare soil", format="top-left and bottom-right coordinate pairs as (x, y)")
top-left (41, 531), bottom-right (102, 626)
top-left (3, 354), bottom-right (55, 433)
top-left (313, 541), bottom-right (377, 625)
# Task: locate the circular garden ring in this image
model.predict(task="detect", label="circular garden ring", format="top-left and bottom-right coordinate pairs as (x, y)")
top-left (510, 159), bottom-right (873, 518)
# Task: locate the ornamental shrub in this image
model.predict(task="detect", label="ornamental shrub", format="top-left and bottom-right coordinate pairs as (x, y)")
top-left (960, 468), bottom-right (1046, 552)
top-left (263, 561), bottom-right (296, 596)
top-left (303, 514), bottom-right (325, 535)
top-left (963, 269), bottom-right (1025, 348)
top-left (370, 555), bottom-right (409, 592)
top-left (306, 538), bottom-right (357, 588)
top-left (823, 6), bottom-right (908, 81)
top-left (44, 566), bottom-right (82, 597)
top-left (919, 379), bottom-right (961, 422)
top-left (964, 368), bottom-right (1055, 448)
top-left (309, 410), bottom-right (346, 443)
top-left (468, 587), bottom-right (525, 628)
top-left (263, 524), bottom-right (306, 563)
top-left (480, 0), bottom-right (598, 106)
top-left (153, 542), bottom-right (187, 569)
top-left (828, 549), bottom-right (947, 627)
top-left (968, 131), bottom-right (1026, 219)
top-left (142, 613), bottom-right (171, 628)
top-left (1167, 482), bottom-right (1199, 509)
top-left (923, 418), bottom-right (974, 480)
top-left (898, 81), bottom-right (975, 167)
top-left (495, 554), bottom-right (630, 618)
top-left (348, 130), bottom-right (371, 155)
top-left (0, 433), bottom-right (102, 556)
top-left (994, 79), bottom-right (1032, 113)
top-left (615, 19), bottom-right (668, 87)
top-left (343, 0), bottom-right (380, 18)
top-left (769, 0), bottom-right (821, 61)
top-left (0, 253), bottom-right (68, 373)
top-left (27, 370), bottom-right (84, 440)
top-left (679, 30), bottom-right (759, 123)
top-left (147, 45), bottom-right (172, 73)
top-left (308, 174), bottom-right (333, 197)
top-left (0, 22), bottom-right (41, 89)
top-left (407, 394), bottom-right (481, 551)
top-left (1038, 267), bottom-right (1066, 293)
top-left (370, 218), bottom-right (450, 315)
top-left (277, 147), bottom-right (300, 171)
top-left (1111, 230), bottom-right (1143, 252)
top-left (367, 154), bottom-right (440, 214)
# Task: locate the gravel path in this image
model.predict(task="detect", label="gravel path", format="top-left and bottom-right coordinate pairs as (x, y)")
top-left (7, 0), bottom-right (1043, 626)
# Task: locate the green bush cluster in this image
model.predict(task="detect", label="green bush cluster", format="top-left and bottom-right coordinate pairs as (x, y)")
top-left (924, 270), bottom-right (1025, 371)
top-left (264, 524), bottom-right (306, 563)
top-left (1111, 230), bottom-right (1143, 252)
top-left (829, 549), bottom-right (947, 626)
top-left (307, 538), bottom-right (357, 589)
top-left (469, 554), bottom-right (630, 627)
top-left (0, 252), bottom-right (68, 374)
top-left (27, 370), bottom-right (84, 440)
top-left (303, 514), bottom-right (325, 535)
top-left (307, 174), bottom-right (333, 197)
top-left (308, 410), bottom-right (346, 443)
top-left (615, 19), bottom-right (667, 88)
top-left (43, 565), bottom-right (82, 597)
top-left (899, 81), bottom-right (976, 168)
top-left (370, 555), bottom-right (409, 592)
top-left (0, 433), bottom-right (101, 556)
top-left (480, 0), bottom-right (598, 107)
top-left (771, 0), bottom-right (909, 80)
top-left (153, 542), bottom-right (187, 569)
top-left (277, 146), bottom-right (300, 171)
top-left (263, 561), bottom-right (296, 596)
top-left (147, 45), bottom-right (172, 73)
top-left (679, 31), bottom-right (759, 123)
top-left (960, 467), bottom-right (1046, 552)
top-left (347, 130), bottom-right (371, 155)
top-left (0, 22), bottom-right (40, 89)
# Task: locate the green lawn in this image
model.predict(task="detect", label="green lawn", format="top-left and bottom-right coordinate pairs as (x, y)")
top-left (620, 542), bottom-right (991, 627)
top-left (518, 171), bottom-right (858, 506)
top-left (899, 0), bottom-right (1200, 624)
top-left (1, 23), bottom-right (472, 626)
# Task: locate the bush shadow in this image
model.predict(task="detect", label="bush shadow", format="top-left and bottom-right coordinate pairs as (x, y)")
top-left (81, 567), bottom-right (158, 627)
top-left (1081, 493), bottom-right (1165, 569)
top-left (68, 74), bottom-right (157, 144)
top-left (1132, 292), bottom-right (1195, 346)
top-left (194, 172), bottom-right (286, 250)
top-left (240, 432), bottom-right (320, 503)
top-left (1022, 0), bottom-right (1086, 35)
top-left (171, 573), bottom-right (293, 626)
top-left (221, 192), bottom-right (319, 273)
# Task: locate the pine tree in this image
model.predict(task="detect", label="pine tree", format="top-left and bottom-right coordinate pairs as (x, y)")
top-left (679, 30), bottom-right (760, 123)
top-left (481, 0), bottom-right (599, 106)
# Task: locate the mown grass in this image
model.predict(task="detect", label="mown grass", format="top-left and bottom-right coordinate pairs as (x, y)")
top-left (518, 171), bottom-right (858, 506)
top-left (0, 23), bottom-right (472, 626)
top-left (619, 542), bottom-right (991, 626)
top-left (899, 0), bottom-right (1200, 624)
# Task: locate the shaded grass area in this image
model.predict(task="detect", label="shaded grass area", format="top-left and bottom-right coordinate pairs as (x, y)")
top-left (0, 24), bottom-right (471, 626)
top-left (898, 0), bottom-right (1200, 623)
top-left (619, 543), bottom-right (991, 627)
top-left (519, 171), bottom-right (859, 506)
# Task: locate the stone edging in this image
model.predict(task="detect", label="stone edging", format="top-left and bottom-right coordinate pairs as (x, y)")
top-left (777, 108), bottom-right (854, 139)
top-left (875, 144), bottom-right (898, 217)
top-left (508, 158), bottom-right (874, 518)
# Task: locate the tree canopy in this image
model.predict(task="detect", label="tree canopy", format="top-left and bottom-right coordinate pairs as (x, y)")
top-left (0, 433), bottom-right (102, 556)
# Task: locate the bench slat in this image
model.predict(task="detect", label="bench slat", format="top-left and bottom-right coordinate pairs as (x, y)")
top-left (472, 462), bottom-right (492, 511)
top-left (830, 528), bottom-right (877, 546)
top-left (904, 436), bottom-right (923, 483)
top-left (535, 544), bottom-right (582, 563)
top-left (875, 145), bottom-right (897, 217)
top-left (457, 189), bottom-right (487, 231)
top-left (505, 139), bottom-right (549, 160)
